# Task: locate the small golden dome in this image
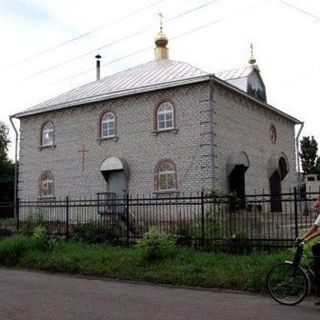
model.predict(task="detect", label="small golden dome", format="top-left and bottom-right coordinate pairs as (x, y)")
top-left (248, 43), bottom-right (256, 65)
top-left (155, 31), bottom-right (168, 47)
top-left (154, 13), bottom-right (169, 60)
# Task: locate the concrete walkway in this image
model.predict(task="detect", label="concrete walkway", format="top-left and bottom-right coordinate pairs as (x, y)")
top-left (0, 268), bottom-right (318, 320)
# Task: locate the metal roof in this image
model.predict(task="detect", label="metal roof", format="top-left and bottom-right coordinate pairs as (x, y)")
top-left (12, 59), bottom-right (301, 124)
top-left (215, 66), bottom-right (257, 81)
top-left (13, 60), bottom-right (208, 118)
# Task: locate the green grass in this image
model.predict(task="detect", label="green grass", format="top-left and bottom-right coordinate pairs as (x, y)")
top-left (0, 235), bottom-right (293, 294)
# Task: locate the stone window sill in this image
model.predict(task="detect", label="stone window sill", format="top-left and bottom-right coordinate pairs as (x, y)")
top-left (38, 145), bottom-right (56, 151)
top-left (97, 136), bottom-right (119, 144)
top-left (37, 196), bottom-right (56, 201)
top-left (152, 128), bottom-right (178, 136)
top-left (153, 189), bottom-right (180, 196)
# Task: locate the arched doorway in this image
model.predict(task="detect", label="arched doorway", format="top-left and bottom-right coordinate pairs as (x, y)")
top-left (227, 152), bottom-right (250, 209)
top-left (100, 157), bottom-right (129, 197)
top-left (268, 154), bottom-right (289, 212)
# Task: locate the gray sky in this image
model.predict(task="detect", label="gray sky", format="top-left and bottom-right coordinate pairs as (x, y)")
top-left (1, 0), bottom-right (319, 160)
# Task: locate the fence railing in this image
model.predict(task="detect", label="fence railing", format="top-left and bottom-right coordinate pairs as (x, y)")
top-left (0, 189), bottom-right (319, 251)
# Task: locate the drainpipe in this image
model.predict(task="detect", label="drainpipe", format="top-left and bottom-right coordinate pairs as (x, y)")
top-left (209, 75), bottom-right (215, 190)
top-left (295, 121), bottom-right (304, 187)
top-left (9, 116), bottom-right (18, 218)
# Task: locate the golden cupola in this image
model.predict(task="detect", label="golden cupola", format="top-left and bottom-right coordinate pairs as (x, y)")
top-left (248, 43), bottom-right (257, 66)
top-left (154, 13), bottom-right (169, 60)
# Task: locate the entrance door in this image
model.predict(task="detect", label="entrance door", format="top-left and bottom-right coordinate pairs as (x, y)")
top-left (108, 171), bottom-right (127, 197)
top-left (107, 171), bottom-right (127, 215)
top-left (269, 171), bottom-right (282, 212)
top-left (229, 164), bottom-right (247, 209)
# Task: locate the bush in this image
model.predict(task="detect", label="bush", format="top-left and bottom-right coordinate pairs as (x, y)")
top-left (0, 235), bottom-right (31, 265)
top-left (71, 223), bottom-right (118, 244)
top-left (136, 227), bottom-right (177, 262)
top-left (176, 225), bottom-right (193, 247)
top-left (31, 226), bottom-right (48, 251)
top-left (0, 228), bottom-right (12, 237)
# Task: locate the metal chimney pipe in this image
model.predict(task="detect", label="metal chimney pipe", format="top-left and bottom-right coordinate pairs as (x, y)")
top-left (95, 54), bottom-right (101, 80)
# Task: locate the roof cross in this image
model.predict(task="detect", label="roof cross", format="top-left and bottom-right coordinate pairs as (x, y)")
top-left (248, 43), bottom-right (256, 65)
top-left (158, 12), bottom-right (164, 32)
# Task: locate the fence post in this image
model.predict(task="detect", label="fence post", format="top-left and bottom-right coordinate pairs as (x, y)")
top-left (16, 198), bottom-right (20, 232)
top-left (126, 194), bottom-right (130, 246)
top-left (294, 187), bottom-right (299, 239)
top-left (201, 191), bottom-right (205, 247)
top-left (66, 196), bottom-right (69, 240)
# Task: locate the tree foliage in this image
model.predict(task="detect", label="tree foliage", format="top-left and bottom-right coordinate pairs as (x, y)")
top-left (0, 122), bottom-right (14, 183)
top-left (300, 136), bottom-right (320, 174)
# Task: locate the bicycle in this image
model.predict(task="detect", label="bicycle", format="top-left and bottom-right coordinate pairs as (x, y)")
top-left (266, 243), bottom-right (318, 305)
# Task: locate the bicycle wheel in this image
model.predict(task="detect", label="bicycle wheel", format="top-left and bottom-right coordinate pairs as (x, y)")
top-left (266, 262), bottom-right (309, 305)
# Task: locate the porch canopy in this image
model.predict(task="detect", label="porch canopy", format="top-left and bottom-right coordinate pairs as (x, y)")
top-left (226, 151), bottom-right (250, 176)
top-left (268, 152), bottom-right (289, 180)
top-left (100, 157), bottom-right (129, 178)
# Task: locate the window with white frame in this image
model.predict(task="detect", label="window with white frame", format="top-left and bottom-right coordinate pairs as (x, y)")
top-left (101, 112), bottom-right (116, 138)
top-left (157, 102), bottom-right (174, 131)
top-left (41, 122), bottom-right (54, 146)
top-left (39, 171), bottom-right (54, 197)
top-left (156, 161), bottom-right (177, 191)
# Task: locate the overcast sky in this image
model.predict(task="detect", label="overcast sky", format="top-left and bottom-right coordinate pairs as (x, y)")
top-left (1, 0), bottom-right (319, 160)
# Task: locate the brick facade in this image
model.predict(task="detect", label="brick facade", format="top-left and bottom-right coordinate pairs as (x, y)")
top-left (18, 80), bottom-right (297, 199)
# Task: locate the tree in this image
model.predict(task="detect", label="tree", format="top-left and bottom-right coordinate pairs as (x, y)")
top-left (300, 136), bottom-right (320, 174)
top-left (0, 122), bottom-right (14, 183)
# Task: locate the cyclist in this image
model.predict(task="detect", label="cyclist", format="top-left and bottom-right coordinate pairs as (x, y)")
top-left (296, 197), bottom-right (320, 305)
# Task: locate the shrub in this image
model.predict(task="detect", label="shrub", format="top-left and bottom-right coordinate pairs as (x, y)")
top-left (0, 235), bottom-right (31, 265)
top-left (71, 223), bottom-right (118, 244)
top-left (225, 233), bottom-right (253, 255)
top-left (20, 208), bottom-right (46, 235)
top-left (31, 226), bottom-right (48, 251)
top-left (0, 228), bottom-right (12, 237)
top-left (176, 225), bottom-right (193, 247)
top-left (136, 227), bottom-right (177, 262)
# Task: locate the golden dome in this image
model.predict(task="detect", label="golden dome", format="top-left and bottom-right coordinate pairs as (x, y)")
top-left (155, 31), bottom-right (168, 47)
top-left (248, 43), bottom-right (256, 65)
top-left (154, 13), bottom-right (169, 60)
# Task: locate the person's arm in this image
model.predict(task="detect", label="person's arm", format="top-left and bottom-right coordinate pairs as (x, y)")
top-left (304, 227), bottom-right (320, 243)
top-left (296, 224), bottom-right (318, 242)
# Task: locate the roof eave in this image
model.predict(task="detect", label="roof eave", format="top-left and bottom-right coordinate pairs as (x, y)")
top-left (11, 74), bottom-right (210, 119)
top-left (212, 75), bottom-right (302, 125)
top-left (12, 73), bottom-right (302, 125)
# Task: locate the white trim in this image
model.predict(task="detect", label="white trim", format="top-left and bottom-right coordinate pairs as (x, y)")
top-left (101, 112), bottom-right (116, 138)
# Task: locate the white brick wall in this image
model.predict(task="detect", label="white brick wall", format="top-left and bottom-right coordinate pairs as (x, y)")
top-left (18, 81), bottom-right (298, 199)
top-left (213, 83), bottom-right (297, 194)
top-left (18, 84), bottom-right (208, 198)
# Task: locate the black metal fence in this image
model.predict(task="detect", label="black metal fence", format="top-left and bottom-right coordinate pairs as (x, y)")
top-left (0, 189), bottom-right (319, 251)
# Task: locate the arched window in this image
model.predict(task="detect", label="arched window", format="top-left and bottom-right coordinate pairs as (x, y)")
top-left (39, 171), bottom-right (54, 197)
top-left (101, 112), bottom-right (116, 138)
top-left (157, 102), bottom-right (174, 131)
top-left (41, 122), bottom-right (54, 146)
top-left (155, 160), bottom-right (177, 191)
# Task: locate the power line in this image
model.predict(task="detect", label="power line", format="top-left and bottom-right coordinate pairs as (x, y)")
top-left (4, 0), bottom-right (163, 70)
top-left (24, 0), bottom-right (220, 80)
top-left (52, 0), bottom-right (271, 85)
top-left (278, 0), bottom-right (320, 21)
top-left (52, 46), bottom-right (153, 84)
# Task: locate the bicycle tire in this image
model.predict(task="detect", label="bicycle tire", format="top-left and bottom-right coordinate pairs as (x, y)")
top-left (266, 262), bottom-right (310, 305)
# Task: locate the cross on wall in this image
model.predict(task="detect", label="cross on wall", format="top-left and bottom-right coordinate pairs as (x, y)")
top-left (78, 144), bottom-right (89, 172)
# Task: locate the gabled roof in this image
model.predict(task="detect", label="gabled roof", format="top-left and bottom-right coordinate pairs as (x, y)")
top-left (215, 66), bottom-right (254, 81)
top-left (12, 59), bottom-right (301, 124)
top-left (13, 60), bottom-right (209, 118)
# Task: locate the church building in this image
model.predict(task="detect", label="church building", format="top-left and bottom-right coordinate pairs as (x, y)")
top-left (12, 24), bottom-right (302, 202)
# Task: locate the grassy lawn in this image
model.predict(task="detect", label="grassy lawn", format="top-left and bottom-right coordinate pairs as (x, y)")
top-left (0, 232), bottom-right (293, 294)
